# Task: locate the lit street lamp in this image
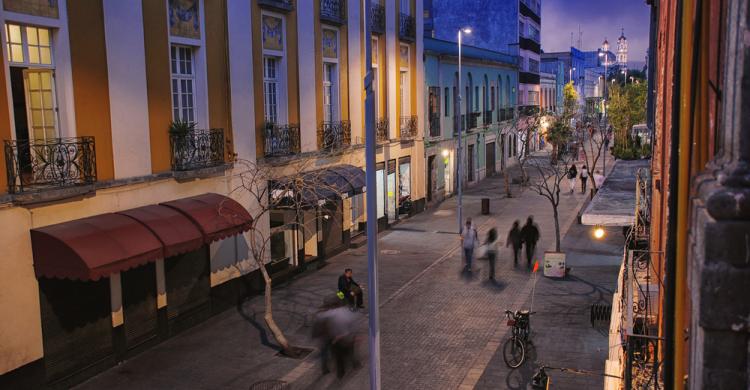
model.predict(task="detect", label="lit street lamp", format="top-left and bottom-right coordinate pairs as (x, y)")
top-left (457, 26), bottom-right (471, 234)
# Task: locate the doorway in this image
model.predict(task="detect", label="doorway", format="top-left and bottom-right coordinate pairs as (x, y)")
top-left (467, 144), bottom-right (475, 182)
top-left (164, 247), bottom-right (211, 336)
top-left (427, 155), bottom-right (435, 202)
top-left (321, 199), bottom-right (344, 255)
top-left (486, 142), bottom-right (496, 176)
top-left (121, 263), bottom-right (158, 353)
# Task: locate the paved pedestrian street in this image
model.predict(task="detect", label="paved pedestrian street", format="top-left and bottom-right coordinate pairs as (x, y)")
top-left (76, 158), bottom-right (621, 390)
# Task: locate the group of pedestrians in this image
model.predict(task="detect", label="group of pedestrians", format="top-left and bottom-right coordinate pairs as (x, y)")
top-left (461, 216), bottom-right (540, 280)
top-left (567, 164), bottom-right (605, 194)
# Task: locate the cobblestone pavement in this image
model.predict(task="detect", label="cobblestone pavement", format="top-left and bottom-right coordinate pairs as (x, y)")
top-left (76, 153), bottom-right (620, 390)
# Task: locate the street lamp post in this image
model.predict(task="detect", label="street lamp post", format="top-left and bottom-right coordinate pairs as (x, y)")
top-left (457, 27), bottom-right (471, 234)
top-left (599, 51), bottom-right (609, 174)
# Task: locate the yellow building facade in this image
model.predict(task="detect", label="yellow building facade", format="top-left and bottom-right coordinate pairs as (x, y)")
top-left (0, 0), bottom-right (424, 387)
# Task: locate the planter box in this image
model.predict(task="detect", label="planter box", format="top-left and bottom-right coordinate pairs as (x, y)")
top-left (544, 251), bottom-right (566, 278)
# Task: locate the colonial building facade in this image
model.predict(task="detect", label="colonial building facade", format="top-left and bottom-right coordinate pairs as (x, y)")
top-left (0, 0), bottom-right (424, 388)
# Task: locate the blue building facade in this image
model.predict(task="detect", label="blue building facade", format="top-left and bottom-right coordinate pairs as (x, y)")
top-left (423, 37), bottom-right (520, 204)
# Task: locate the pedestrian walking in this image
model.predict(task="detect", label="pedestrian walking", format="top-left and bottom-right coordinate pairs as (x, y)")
top-left (580, 165), bottom-right (589, 194)
top-left (567, 164), bottom-right (578, 194)
top-left (314, 302), bottom-right (359, 378)
top-left (521, 216), bottom-right (540, 267)
top-left (506, 220), bottom-right (523, 266)
top-left (461, 218), bottom-right (479, 272)
top-left (485, 228), bottom-right (499, 280)
top-left (594, 169), bottom-right (605, 189)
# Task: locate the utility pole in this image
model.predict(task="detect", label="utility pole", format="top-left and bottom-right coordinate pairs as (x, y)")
top-left (362, 1), bottom-right (380, 388)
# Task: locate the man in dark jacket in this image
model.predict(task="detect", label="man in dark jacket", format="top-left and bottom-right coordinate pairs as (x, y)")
top-left (338, 268), bottom-right (363, 308)
top-left (520, 216), bottom-right (540, 267)
top-left (506, 220), bottom-right (523, 265)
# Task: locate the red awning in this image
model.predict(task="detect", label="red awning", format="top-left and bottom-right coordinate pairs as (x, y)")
top-left (31, 213), bottom-right (164, 281)
top-left (30, 193), bottom-right (253, 281)
top-left (161, 193), bottom-right (253, 243)
top-left (117, 205), bottom-right (204, 258)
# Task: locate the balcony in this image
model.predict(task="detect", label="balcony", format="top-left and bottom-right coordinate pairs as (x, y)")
top-left (264, 123), bottom-right (300, 157)
top-left (376, 117), bottom-right (389, 144)
top-left (320, 0), bottom-right (346, 25)
top-left (518, 105), bottom-right (540, 117)
top-left (483, 110), bottom-right (493, 125)
top-left (497, 107), bottom-right (515, 122)
top-left (4, 137), bottom-right (96, 194)
top-left (398, 12), bottom-right (416, 41)
top-left (318, 120), bottom-right (351, 150)
top-left (461, 112), bottom-right (480, 130)
top-left (399, 116), bottom-right (417, 140)
top-left (370, 3), bottom-right (385, 34)
top-left (170, 128), bottom-right (226, 172)
top-left (428, 113), bottom-right (440, 137)
top-left (257, 0), bottom-right (294, 13)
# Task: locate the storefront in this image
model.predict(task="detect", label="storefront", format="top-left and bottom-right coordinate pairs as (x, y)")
top-left (398, 156), bottom-right (412, 216)
top-left (30, 193), bottom-right (252, 385)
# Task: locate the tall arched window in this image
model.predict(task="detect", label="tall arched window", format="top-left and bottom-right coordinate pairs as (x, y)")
top-left (506, 75), bottom-right (511, 106)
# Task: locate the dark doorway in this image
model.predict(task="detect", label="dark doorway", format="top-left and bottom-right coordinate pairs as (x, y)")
top-left (38, 277), bottom-right (114, 384)
top-left (427, 155), bottom-right (435, 202)
top-left (321, 199), bottom-right (344, 255)
top-left (164, 247), bottom-right (211, 336)
top-left (501, 135), bottom-right (506, 171)
top-left (468, 144), bottom-right (475, 182)
top-left (486, 142), bottom-right (496, 176)
top-left (121, 263), bottom-right (158, 353)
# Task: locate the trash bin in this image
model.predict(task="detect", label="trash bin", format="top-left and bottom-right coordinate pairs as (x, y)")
top-left (481, 198), bottom-right (490, 215)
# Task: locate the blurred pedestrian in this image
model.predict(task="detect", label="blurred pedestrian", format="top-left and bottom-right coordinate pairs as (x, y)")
top-left (485, 228), bottom-right (499, 280)
top-left (506, 220), bottom-right (523, 266)
top-left (594, 169), bottom-right (605, 188)
top-left (521, 216), bottom-right (540, 267)
top-left (567, 164), bottom-right (578, 194)
top-left (313, 300), bottom-right (359, 378)
top-left (579, 165), bottom-right (589, 194)
top-left (338, 268), bottom-right (364, 309)
top-left (461, 218), bottom-right (479, 272)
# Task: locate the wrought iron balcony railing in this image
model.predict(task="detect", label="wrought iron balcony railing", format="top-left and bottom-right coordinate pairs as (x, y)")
top-left (4, 137), bottom-right (96, 194)
top-left (428, 113), bottom-right (441, 137)
top-left (370, 3), bottom-right (385, 34)
top-left (257, 0), bottom-right (294, 12)
top-left (170, 128), bottom-right (226, 171)
top-left (461, 112), bottom-right (480, 130)
top-left (318, 120), bottom-right (351, 150)
top-left (320, 0), bottom-right (346, 24)
top-left (399, 116), bottom-right (417, 140)
top-left (264, 123), bottom-right (300, 157)
top-left (376, 117), bottom-right (389, 144)
top-left (398, 12), bottom-right (416, 41)
top-left (483, 110), bottom-right (493, 125)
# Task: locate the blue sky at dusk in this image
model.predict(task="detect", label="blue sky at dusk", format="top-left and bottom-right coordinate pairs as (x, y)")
top-left (541, 0), bottom-right (651, 68)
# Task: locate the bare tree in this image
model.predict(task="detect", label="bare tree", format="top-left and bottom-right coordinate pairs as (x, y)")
top-left (227, 157), bottom-right (351, 357)
top-left (576, 116), bottom-right (607, 192)
top-left (527, 152), bottom-right (574, 252)
top-left (494, 107), bottom-right (543, 195)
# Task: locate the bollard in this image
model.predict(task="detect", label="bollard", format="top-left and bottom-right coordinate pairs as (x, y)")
top-left (481, 198), bottom-right (490, 215)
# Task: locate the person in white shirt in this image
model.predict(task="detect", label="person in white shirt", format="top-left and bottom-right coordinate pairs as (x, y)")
top-left (594, 170), bottom-right (605, 189)
top-left (460, 218), bottom-right (478, 272)
top-left (579, 165), bottom-right (589, 194)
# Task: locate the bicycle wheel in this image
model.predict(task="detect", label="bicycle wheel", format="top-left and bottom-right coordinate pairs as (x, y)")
top-left (503, 337), bottom-right (526, 368)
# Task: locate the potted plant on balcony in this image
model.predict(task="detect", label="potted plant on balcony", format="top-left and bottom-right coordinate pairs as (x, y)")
top-left (168, 118), bottom-right (196, 136)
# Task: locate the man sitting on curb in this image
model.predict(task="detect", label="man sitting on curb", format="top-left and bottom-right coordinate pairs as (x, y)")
top-left (338, 268), bottom-right (364, 309)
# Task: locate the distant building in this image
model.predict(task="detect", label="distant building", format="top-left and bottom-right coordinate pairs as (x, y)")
top-left (616, 28), bottom-right (628, 67)
top-left (424, 0), bottom-right (542, 108)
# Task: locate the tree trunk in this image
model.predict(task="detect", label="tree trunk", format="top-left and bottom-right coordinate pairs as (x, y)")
top-left (551, 143), bottom-right (558, 165)
top-left (255, 257), bottom-right (292, 353)
top-left (553, 207), bottom-right (561, 252)
top-left (503, 169), bottom-right (512, 197)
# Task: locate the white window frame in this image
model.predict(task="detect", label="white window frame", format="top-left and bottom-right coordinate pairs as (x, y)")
top-left (399, 43), bottom-right (410, 117)
top-left (1, 6), bottom-right (75, 139)
top-left (261, 11), bottom-right (288, 125)
top-left (168, 0), bottom-right (208, 128)
top-left (170, 44), bottom-right (197, 123)
top-left (322, 26), bottom-right (340, 123)
top-left (263, 56), bottom-right (280, 124)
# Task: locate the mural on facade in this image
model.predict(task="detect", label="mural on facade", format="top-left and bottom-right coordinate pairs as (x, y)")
top-left (322, 29), bottom-right (338, 59)
top-left (262, 15), bottom-right (283, 51)
top-left (3, 0), bottom-right (58, 18)
top-left (169, 0), bottom-right (200, 39)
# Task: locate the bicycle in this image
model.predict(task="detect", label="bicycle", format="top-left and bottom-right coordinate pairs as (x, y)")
top-left (503, 309), bottom-right (534, 368)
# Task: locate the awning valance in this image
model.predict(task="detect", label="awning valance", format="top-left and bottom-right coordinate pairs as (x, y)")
top-left (273, 164), bottom-right (366, 207)
top-left (30, 193), bottom-right (253, 281)
top-left (161, 193), bottom-right (253, 243)
top-left (31, 213), bottom-right (164, 281)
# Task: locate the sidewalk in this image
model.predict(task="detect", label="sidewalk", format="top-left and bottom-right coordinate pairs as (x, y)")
top-left (75, 152), bottom-right (616, 390)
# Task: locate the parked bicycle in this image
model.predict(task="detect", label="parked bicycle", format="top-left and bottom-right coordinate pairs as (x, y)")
top-left (503, 309), bottom-right (534, 368)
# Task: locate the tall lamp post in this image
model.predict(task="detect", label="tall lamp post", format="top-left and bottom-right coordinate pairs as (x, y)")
top-left (598, 51), bottom-right (609, 174)
top-left (457, 27), bottom-right (471, 234)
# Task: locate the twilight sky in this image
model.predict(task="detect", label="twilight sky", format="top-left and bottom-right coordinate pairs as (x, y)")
top-left (541, 0), bottom-right (651, 68)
